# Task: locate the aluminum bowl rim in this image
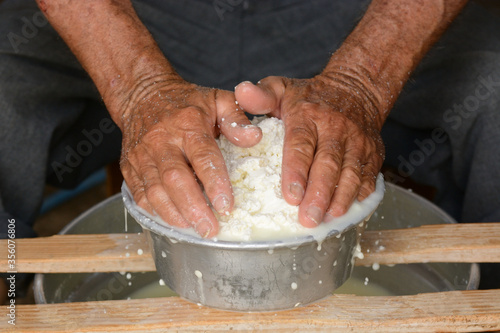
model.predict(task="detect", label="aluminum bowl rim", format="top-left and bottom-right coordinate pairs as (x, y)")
top-left (122, 182), bottom-right (379, 250)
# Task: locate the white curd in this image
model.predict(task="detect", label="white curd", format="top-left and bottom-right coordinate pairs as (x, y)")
top-left (213, 116), bottom-right (384, 242)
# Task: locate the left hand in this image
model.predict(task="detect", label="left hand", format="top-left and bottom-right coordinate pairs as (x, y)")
top-left (235, 74), bottom-right (385, 227)
top-left (118, 75), bottom-right (262, 238)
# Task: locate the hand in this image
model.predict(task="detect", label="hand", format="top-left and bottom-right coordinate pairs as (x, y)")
top-left (119, 75), bottom-right (262, 237)
top-left (235, 73), bottom-right (385, 228)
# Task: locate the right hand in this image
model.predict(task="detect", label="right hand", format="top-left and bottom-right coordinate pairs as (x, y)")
top-left (235, 74), bottom-right (385, 228)
top-left (118, 75), bottom-right (262, 237)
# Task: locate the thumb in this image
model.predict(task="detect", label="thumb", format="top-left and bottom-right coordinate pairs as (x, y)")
top-left (215, 89), bottom-right (262, 148)
top-left (234, 77), bottom-right (285, 116)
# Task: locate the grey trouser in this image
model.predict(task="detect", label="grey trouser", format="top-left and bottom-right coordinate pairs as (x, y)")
top-left (1, 0), bottom-right (499, 285)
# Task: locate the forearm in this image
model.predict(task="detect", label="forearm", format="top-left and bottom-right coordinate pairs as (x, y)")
top-left (36, 0), bottom-right (179, 128)
top-left (322, 0), bottom-right (468, 129)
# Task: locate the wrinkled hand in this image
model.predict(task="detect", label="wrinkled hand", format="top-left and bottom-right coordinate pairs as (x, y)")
top-left (119, 77), bottom-right (262, 237)
top-left (235, 73), bottom-right (385, 228)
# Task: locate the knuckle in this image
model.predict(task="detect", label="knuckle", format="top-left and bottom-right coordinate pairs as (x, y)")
top-left (162, 167), bottom-right (188, 186)
top-left (364, 180), bottom-right (376, 193)
top-left (169, 215), bottom-right (190, 228)
top-left (288, 144), bottom-right (315, 163)
top-left (361, 160), bottom-right (378, 176)
top-left (358, 182), bottom-right (375, 200)
top-left (189, 149), bottom-right (221, 176)
top-left (131, 186), bottom-right (146, 203)
top-left (316, 152), bottom-right (341, 176)
top-left (298, 102), bottom-right (318, 114)
top-left (141, 127), bottom-right (170, 145)
top-left (136, 196), bottom-right (150, 210)
top-left (195, 153), bottom-right (218, 174)
top-left (323, 112), bottom-right (348, 131)
top-left (287, 126), bottom-right (317, 154)
top-left (185, 131), bottom-right (213, 149)
top-left (184, 134), bottom-right (219, 161)
top-left (144, 182), bottom-right (164, 200)
top-left (289, 124), bottom-right (316, 140)
top-left (342, 166), bottom-right (362, 187)
top-left (181, 105), bottom-right (205, 118)
top-left (347, 137), bottom-right (368, 154)
top-left (325, 138), bottom-right (343, 152)
top-left (171, 107), bottom-right (210, 132)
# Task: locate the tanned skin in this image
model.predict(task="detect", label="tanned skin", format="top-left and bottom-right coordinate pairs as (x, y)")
top-left (36, 0), bottom-right (468, 237)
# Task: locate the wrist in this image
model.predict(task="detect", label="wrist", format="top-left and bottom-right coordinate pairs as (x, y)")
top-left (320, 35), bottom-right (414, 129)
top-left (320, 0), bottom-right (468, 127)
top-left (37, 0), bottom-right (184, 129)
top-left (101, 50), bottom-right (184, 130)
top-left (317, 58), bottom-right (387, 131)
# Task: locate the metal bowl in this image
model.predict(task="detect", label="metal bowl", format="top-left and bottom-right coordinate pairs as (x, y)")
top-left (34, 182), bottom-right (479, 308)
top-left (121, 175), bottom-right (384, 311)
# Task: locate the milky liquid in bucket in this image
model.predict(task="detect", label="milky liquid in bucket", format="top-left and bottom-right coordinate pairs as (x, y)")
top-left (127, 276), bottom-right (392, 300)
top-left (128, 281), bottom-right (178, 299)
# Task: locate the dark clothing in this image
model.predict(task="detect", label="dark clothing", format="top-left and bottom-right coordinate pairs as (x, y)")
top-left (0, 0), bottom-right (499, 286)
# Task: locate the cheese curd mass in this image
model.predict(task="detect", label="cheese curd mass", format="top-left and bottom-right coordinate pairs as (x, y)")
top-left (215, 117), bottom-right (300, 241)
top-left (213, 116), bottom-right (385, 242)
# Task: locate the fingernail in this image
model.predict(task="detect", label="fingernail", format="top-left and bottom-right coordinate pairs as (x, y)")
top-left (323, 213), bottom-right (335, 223)
top-left (289, 182), bottom-right (305, 201)
top-left (195, 218), bottom-right (213, 238)
top-left (306, 206), bottom-right (323, 225)
top-left (235, 81), bottom-right (252, 90)
top-left (213, 194), bottom-right (230, 214)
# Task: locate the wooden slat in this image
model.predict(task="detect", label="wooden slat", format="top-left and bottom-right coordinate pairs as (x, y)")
top-left (1, 223), bottom-right (500, 273)
top-left (0, 233), bottom-right (154, 273)
top-left (3, 290), bottom-right (500, 332)
top-left (358, 222), bottom-right (500, 266)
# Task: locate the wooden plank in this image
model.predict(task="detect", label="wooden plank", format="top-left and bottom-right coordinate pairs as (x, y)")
top-left (357, 223), bottom-right (500, 266)
top-left (1, 223), bottom-right (500, 273)
top-left (3, 290), bottom-right (500, 332)
top-left (0, 233), bottom-right (155, 273)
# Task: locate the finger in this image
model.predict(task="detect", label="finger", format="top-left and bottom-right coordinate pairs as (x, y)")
top-left (357, 160), bottom-right (381, 201)
top-left (183, 129), bottom-right (234, 218)
top-left (216, 89), bottom-right (262, 148)
top-left (138, 158), bottom-right (191, 229)
top-left (327, 142), bottom-right (364, 217)
top-left (280, 110), bottom-right (318, 208)
top-left (151, 143), bottom-right (219, 238)
top-left (127, 146), bottom-right (191, 228)
top-left (234, 78), bottom-right (284, 116)
top-left (149, 191), bottom-right (191, 229)
top-left (298, 135), bottom-right (345, 228)
top-left (122, 162), bottom-right (154, 215)
top-left (358, 139), bottom-right (384, 201)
